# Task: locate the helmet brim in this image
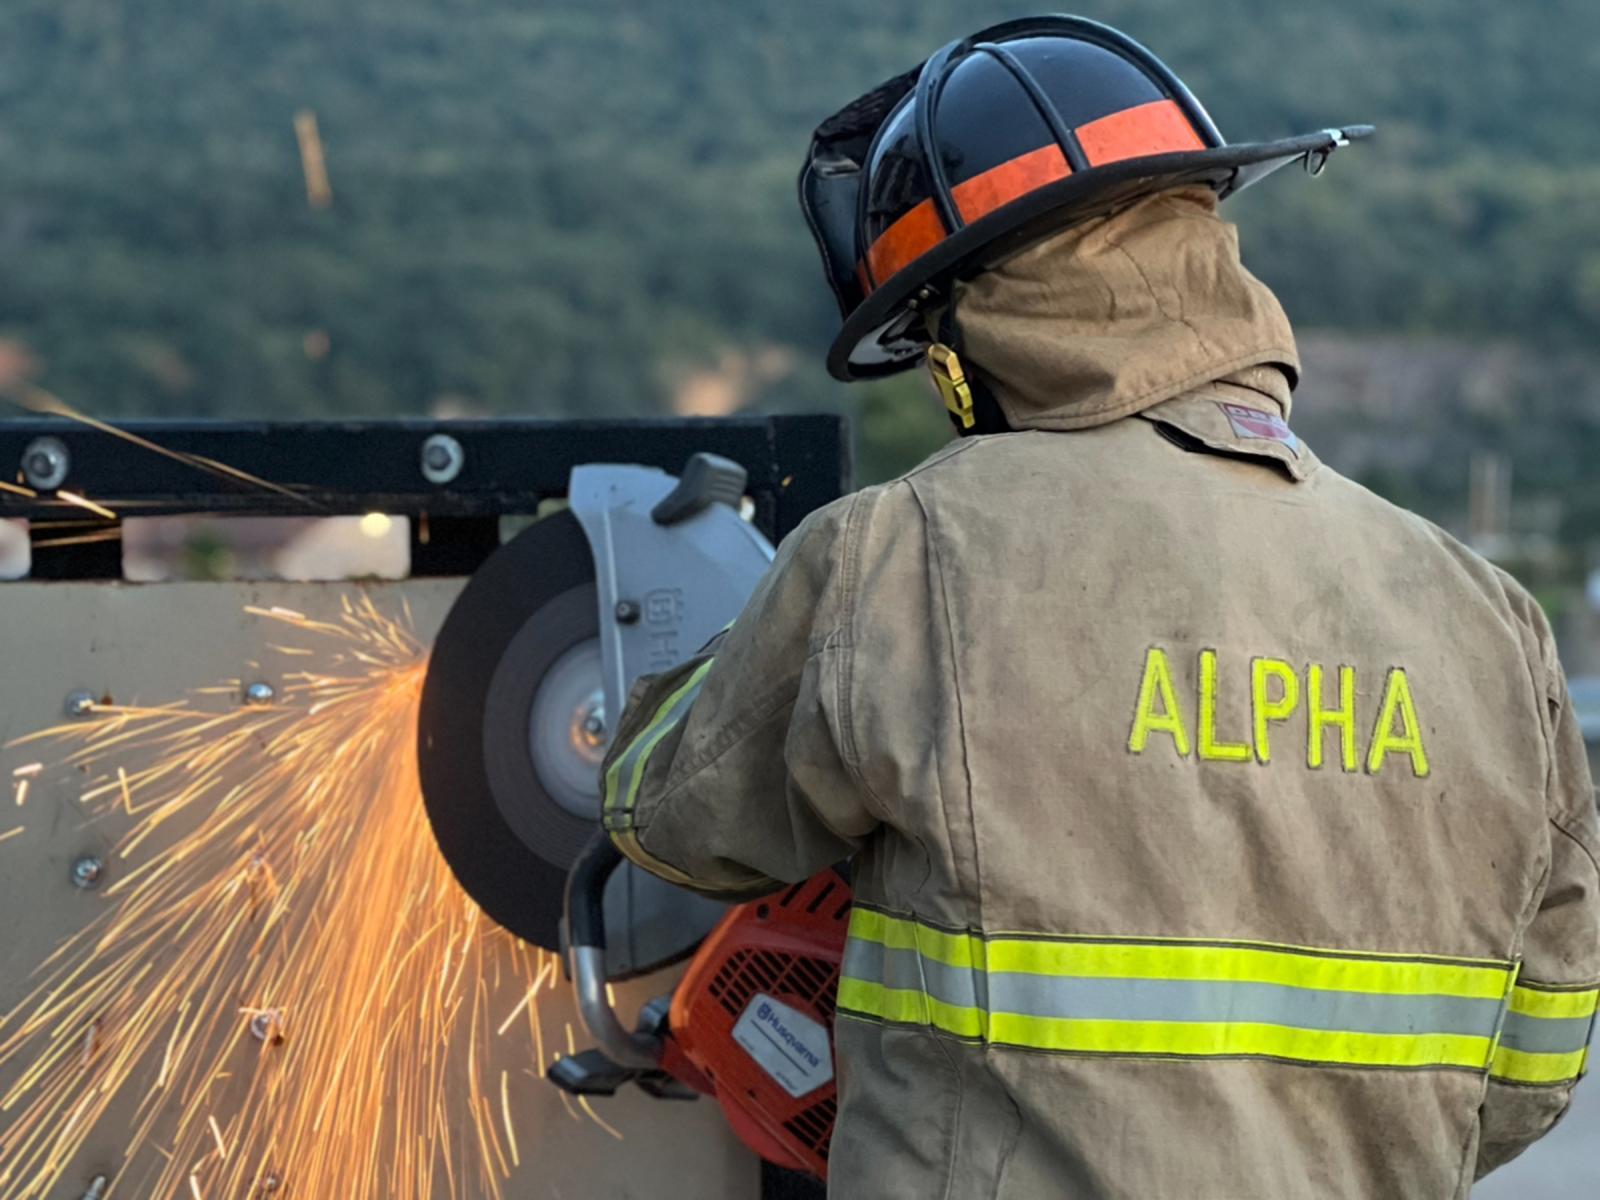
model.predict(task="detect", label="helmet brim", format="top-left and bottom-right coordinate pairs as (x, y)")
top-left (826, 126), bottom-right (1373, 382)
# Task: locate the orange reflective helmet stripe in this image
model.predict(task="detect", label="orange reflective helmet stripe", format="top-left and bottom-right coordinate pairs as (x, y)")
top-left (1075, 97), bottom-right (1206, 170)
top-left (860, 99), bottom-right (1206, 292)
top-left (863, 145), bottom-right (1071, 291)
top-left (865, 196), bottom-right (960, 296)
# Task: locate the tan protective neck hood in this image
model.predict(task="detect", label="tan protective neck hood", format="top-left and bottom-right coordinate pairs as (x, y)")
top-left (950, 188), bottom-right (1300, 432)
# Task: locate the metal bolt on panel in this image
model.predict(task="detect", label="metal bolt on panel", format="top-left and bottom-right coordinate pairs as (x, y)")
top-left (250, 1010), bottom-right (285, 1045)
top-left (71, 857), bottom-right (104, 890)
top-left (420, 433), bottom-right (465, 484)
top-left (21, 436), bottom-right (69, 490)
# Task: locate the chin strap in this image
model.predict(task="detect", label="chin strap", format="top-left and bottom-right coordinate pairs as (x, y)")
top-left (924, 303), bottom-right (1012, 436)
top-left (926, 343), bottom-right (977, 431)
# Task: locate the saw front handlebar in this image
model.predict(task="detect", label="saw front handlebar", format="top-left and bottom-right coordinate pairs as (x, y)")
top-left (564, 828), bottom-right (621, 952)
top-left (563, 830), bottom-right (665, 1070)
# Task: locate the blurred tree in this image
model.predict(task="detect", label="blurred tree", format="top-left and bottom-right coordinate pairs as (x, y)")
top-left (4, 0), bottom-right (1600, 423)
top-left (4, 0), bottom-right (1600, 586)
top-left (854, 375), bottom-right (954, 484)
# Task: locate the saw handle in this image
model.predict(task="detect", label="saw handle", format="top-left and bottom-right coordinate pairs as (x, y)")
top-left (563, 830), bottom-right (663, 1070)
top-left (565, 828), bottom-right (622, 952)
top-left (650, 453), bottom-right (748, 525)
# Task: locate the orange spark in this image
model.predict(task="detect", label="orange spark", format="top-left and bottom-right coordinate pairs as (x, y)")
top-left (500, 1070), bottom-right (519, 1168)
top-left (577, 1096), bottom-right (625, 1142)
top-left (3, 382), bottom-right (317, 510)
top-left (27, 529), bottom-right (123, 550)
top-left (53, 490), bottom-right (117, 521)
top-left (293, 110), bottom-right (334, 210)
top-left (0, 600), bottom-right (575, 1198)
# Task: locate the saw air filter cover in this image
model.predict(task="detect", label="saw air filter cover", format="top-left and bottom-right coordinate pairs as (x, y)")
top-left (669, 870), bottom-right (852, 1178)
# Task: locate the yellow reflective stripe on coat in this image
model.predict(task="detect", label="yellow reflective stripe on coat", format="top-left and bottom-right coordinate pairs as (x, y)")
top-left (844, 908), bottom-right (1508, 999)
top-left (1491, 982), bottom-right (1599, 1085)
top-left (602, 658), bottom-right (715, 822)
top-left (840, 908), bottom-right (1518, 1071)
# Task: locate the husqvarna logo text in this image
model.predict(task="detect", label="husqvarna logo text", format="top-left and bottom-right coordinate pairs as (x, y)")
top-left (757, 1001), bottom-right (823, 1069)
top-left (733, 991), bottom-right (834, 1098)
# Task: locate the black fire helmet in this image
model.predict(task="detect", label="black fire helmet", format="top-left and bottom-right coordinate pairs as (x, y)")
top-left (799, 14), bottom-right (1373, 383)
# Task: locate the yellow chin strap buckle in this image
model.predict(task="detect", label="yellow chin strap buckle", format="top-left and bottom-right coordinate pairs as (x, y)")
top-left (926, 343), bottom-right (976, 431)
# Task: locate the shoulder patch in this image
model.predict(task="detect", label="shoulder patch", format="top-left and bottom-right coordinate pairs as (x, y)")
top-left (1138, 391), bottom-right (1318, 482)
top-left (1218, 402), bottom-right (1299, 456)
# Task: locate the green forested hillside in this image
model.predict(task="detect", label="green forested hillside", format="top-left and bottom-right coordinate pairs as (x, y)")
top-left (3, 0), bottom-right (1599, 428)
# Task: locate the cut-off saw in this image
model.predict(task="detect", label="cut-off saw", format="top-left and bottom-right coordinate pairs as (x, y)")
top-left (418, 455), bottom-right (847, 1180)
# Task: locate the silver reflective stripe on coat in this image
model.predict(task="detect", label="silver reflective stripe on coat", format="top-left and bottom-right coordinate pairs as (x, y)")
top-left (843, 938), bottom-right (1505, 1041)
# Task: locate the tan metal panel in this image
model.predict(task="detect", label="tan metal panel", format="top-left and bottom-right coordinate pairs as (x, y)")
top-left (0, 581), bottom-right (755, 1199)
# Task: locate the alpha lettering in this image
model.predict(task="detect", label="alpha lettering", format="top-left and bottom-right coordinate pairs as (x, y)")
top-left (1251, 657), bottom-right (1299, 764)
top-left (1129, 647), bottom-right (1192, 758)
top-left (1128, 648), bottom-right (1430, 778)
top-left (1307, 663), bottom-right (1358, 772)
top-left (1198, 650), bottom-right (1252, 762)
top-left (1366, 668), bottom-right (1430, 778)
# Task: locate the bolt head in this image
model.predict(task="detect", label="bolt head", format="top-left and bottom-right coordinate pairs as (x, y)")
top-left (21, 437), bottom-right (69, 490)
top-left (615, 600), bottom-right (641, 625)
top-left (71, 856), bottom-right (104, 889)
top-left (65, 690), bottom-right (96, 718)
top-left (578, 703), bottom-right (608, 749)
top-left (243, 681), bottom-right (276, 706)
top-left (421, 434), bottom-right (464, 484)
top-left (250, 1010), bottom-right (285, 1044)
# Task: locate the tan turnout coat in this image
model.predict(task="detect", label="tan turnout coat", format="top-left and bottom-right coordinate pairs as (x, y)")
top-left (603, 191), bottom-right (1600, 1198)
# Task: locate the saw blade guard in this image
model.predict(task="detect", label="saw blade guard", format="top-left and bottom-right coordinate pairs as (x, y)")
top-left (569, 458), bottom-right (776, 976)
top-left (569, 458), bottom-right (774, 726)
top-left (419, 454), bottom-right (775, 979)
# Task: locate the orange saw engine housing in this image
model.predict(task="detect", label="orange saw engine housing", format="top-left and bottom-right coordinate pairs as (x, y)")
top-left (669, 869), bottom-right (852, 1179)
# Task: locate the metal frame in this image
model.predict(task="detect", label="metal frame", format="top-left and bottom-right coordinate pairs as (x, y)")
top-left (2, 414), bottom-right (848, 1198)
top-left (0, 416), bottom-right (852, 579)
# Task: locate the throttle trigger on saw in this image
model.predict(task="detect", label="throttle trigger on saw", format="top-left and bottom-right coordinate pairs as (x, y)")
top-left (546, 1049), bottom-right (655, 1098)
top-left (547, 1050), bottom-right (699, 1101)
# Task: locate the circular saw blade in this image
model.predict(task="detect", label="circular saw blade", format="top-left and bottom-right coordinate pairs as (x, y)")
top-left (418, 511), bottom-right (603, 951)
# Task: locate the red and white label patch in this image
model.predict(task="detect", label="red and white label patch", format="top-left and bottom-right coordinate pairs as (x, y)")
top-left (1218, 403), bottom-right (1298, 456)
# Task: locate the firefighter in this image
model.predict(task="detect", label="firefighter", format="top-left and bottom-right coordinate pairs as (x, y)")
top-left (602, 16), bottom-right (1599, 1197)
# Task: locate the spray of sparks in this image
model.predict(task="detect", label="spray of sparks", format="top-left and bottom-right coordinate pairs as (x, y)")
top-left (0, 597), bottom-right (579, 1199)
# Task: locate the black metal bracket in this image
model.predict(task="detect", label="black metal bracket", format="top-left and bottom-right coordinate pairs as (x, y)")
top-left (0, 416), bottom-right (852, 580)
